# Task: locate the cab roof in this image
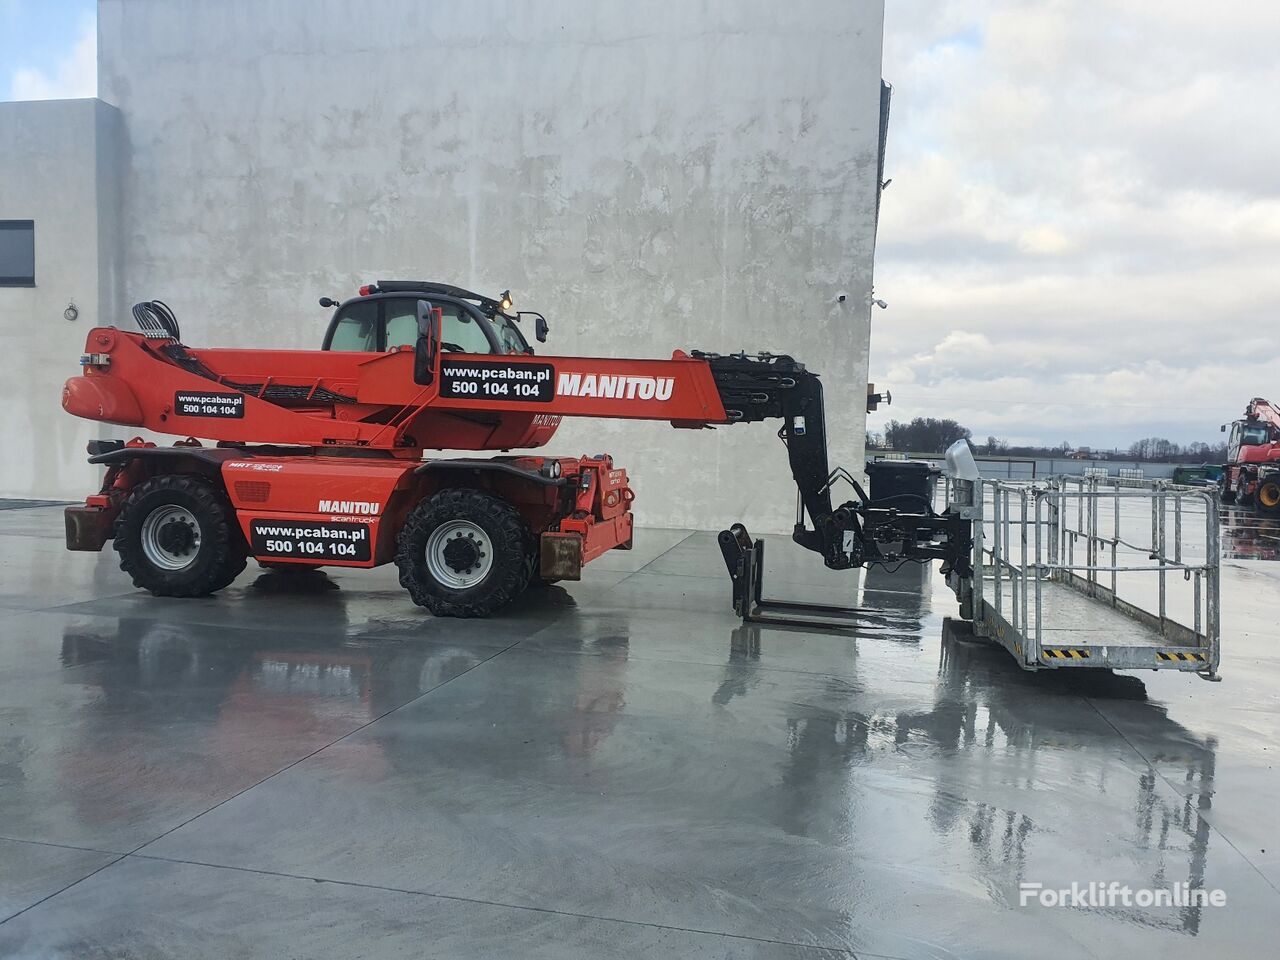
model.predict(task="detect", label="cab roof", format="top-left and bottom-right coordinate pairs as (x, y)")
top-left (365, 281), bottom-right (501, 311)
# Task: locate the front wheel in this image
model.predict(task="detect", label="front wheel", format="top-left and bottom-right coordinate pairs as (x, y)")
top-left (1258, 478), bottom-right (1280, 515)
top-left (395, 488), bottom-right (534, 617)
top-left (114, 475), bottom-right (247, 596)
top-left (1219, 477), bottom-right (1237, 504)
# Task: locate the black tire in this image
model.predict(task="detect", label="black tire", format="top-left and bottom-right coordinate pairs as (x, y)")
top-left (1240, 476), bottom-right (1256, 508)
top-left (395, 488), bottom-right (534, 617)
top-left (114, 475), bottom-right (247, 597)
top-left (1258, 478), bottom-right (1280, 515)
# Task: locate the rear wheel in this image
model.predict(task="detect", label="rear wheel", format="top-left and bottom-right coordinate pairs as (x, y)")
top-left (396, 488), bottom-right (534, 617)
top-left (114, 475), bottom-right (247, 596)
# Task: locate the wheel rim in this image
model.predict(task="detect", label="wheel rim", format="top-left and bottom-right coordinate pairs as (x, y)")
top-left (140, 505), bottom-right (202, 571)
top-left (1262, 484), bottom-right (1280, 508)
top-left (425, 520), bottom-right (493, 589)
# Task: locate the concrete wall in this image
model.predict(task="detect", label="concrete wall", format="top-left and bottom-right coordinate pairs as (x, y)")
top-left (97, 0), bottom-right (884, 532)
top-left (0, 99), bottom-right (123, 500)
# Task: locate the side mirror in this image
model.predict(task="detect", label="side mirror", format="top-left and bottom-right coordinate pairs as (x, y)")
top-left (518, 311), bottom-right (549, 344)
top-left (319, 296), bottom-right (338, 308)
top-left (414, 300), bottom-right (438, 385)
top-left (1220, 424), bottom-right (1227, 432)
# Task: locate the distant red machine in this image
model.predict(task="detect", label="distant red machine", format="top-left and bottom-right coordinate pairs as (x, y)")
top-left (1221, 398), bottom-right (1280, 513)
top-left (61, 282), bottom-right (969, 618)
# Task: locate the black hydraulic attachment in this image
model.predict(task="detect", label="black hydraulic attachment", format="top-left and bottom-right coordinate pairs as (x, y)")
top-left (718, 523), bottom-right (871, 629)
top-left (699, 351), bottom-right (974, 628)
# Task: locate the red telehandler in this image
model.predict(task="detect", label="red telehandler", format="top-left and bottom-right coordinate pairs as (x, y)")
top-left (62, 282), bottom-right (971, 618)
top-left (1221, 398), bottom-right (1280, 513)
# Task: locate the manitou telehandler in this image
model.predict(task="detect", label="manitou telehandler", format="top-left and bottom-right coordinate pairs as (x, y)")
top-left (1221, 398), bottom-right (1280, 513)
top-left (62, 282), bottom-right (971, 618)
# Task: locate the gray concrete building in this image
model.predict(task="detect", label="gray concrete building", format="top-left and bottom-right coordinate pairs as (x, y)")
top-left (0, 98), bottom-right (123, 500)
top-left (3, 0), bottom-right (886, 533)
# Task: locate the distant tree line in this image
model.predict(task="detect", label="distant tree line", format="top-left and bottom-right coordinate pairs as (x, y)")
top-left (869, 419), bottom-right (1229, 463)
top-left (1124, 438), bottom-right (1228, 462)
top-left (881, 418), bottom-right (971, 453)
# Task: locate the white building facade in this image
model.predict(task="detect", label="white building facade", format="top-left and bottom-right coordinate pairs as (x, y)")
top-left (0, 98), bottom-right (123, 500)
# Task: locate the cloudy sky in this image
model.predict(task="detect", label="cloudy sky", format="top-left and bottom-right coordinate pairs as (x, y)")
top-left (4, 1), bottom-right (1277, 450)
top-left (874, 0), bottom-right (1280, 449)
top-left (1, 0), bottom-right (94, 102)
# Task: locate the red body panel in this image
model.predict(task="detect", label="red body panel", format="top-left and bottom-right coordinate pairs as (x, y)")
top-left (559, 462), bottom-right (634, 565)
top-left (223, 457), bottom-right (415, 567)
top-left (217, 453), bottom-right (631, 572)
top-left (1232, 445), bottom-right (1280, 467)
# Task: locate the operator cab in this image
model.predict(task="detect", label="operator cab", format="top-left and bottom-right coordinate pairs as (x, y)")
top-left (1227, 421), bottom-right (1273, 462)
top-left (320, 281), bottom-right (547, 355)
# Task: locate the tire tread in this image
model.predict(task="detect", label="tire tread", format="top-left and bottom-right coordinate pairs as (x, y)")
top-left (114, 474), bottom-right (247, 597)
top-left (395, 488), bottom-right (533, 617)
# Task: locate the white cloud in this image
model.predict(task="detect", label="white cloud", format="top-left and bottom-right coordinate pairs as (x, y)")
top-left (873, 1), bottom-right (1280, 448)
top-left (10, 15), bottom-right (95, 101)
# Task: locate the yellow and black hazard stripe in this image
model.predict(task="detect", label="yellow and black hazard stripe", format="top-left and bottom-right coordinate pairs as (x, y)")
top-left (1156, 651), bottom-right (1208, 663)
top-left (1041, 648), bottom-right (1091, 660)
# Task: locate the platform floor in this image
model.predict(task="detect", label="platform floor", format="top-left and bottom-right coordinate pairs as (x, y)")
top-left (988, 577), bottom-right (1188, 648)
top-left (1, 503), bottom-right (1279, 958)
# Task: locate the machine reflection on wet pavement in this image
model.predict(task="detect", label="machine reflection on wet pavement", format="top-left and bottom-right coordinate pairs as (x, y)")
top-left (1220, 504), bottom-right (1280, 560)
top-left (0, 505), bottom-right (1277, 959)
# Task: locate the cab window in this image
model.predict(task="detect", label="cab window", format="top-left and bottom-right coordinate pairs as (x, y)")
top-left (383, 299), bottom-right (420, 349)
top-left (384, 298), bottom-right (491, 354)
top-left (1241, 425), bottom-right (1270, 445)
top-left (328, 300), bottom-right (379, 351)
top-left (491, 314), bottom-right (530, 354)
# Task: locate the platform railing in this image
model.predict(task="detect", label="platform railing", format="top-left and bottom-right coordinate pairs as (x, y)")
top-left (969, 477), bottom-right (1219, 672)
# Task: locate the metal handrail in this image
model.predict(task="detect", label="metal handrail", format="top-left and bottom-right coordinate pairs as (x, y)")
top-left (970, 476), bottom-right (1219, 671)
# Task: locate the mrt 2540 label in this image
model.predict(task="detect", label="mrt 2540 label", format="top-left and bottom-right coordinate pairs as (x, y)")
top-left (174, 391), bottom-right (245, 418)
top-left (440, 361), bottom-right (554, 403)
top-left (250, 519), bottom-right (372, 562)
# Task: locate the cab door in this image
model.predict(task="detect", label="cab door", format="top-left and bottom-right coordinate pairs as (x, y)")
top-left (382, 298), bottom-right (494, 355)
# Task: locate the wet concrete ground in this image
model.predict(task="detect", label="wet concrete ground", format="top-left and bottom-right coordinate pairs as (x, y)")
top-left (0, 502), bottom-right (1277, 958)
